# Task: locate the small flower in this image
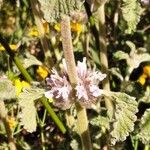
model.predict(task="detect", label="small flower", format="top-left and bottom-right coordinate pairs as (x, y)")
top-left (36, 66), bottom-right (49, 80)
top-left (0, 44), bottom-right (17, 51)
top-left (54, 23), bottom-right (61, 32)
top-left (143, 65), bottom-right (150, 77)
top-left (137, 65), bottom-right (150, 85)
top-left (8, 117), bottom-right (17, 129)
top-left (71, 22), bottom-right (82, 34)
top-left (45, 58), bottom-right (106, 109)
top-left (28, 23), bottom-right (49, 37)
top-left (14, 79), bottom-right (30, 96)
top-left (54, 22), bottom-right (83, 33)
top-left (28, 26), bottom-right (39, 37)
top-left (138, 73), bottom-right (147, 85)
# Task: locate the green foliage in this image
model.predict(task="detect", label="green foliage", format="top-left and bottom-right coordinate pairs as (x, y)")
top-left (38, 0), bottom-right (84, 22)
top-left (0, 77), bottom-right (16, 100)
top-left (114, 41), bottom-right (150, 77)
top-left (23, 53), bottom-right (42, 68)
top-left (102, 91), bottom-right (138, 145)
top-left (120, 0), bottom-right (143, 34)
top-left (18, 88), bottom-right (45, 132)
top-left (90, 115), bottom-right (109, 130)
top-left (138, 109), bottom-right (150, 144)
top-left (110, 92), bottom-right (138, 145)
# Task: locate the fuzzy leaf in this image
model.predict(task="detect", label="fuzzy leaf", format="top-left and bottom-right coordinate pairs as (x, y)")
top-left (121, 0), bottom-right (143, 34)
top-left (139, 90), bottom-right (150, 103)
top-left (90, 116), bottom-right (109, 130)
top-left (18, 88), bottom-right (45, 132)
top-left (138, 109), bottom-right (150, 144)
top-left (0, 77), bottom-right (16, 100)
top-left (101, 91), bottom-right (138, 145)
top-left (110, 67), bottom-right (124, 81)
top-left (113, 51), bottom-right (129, 61)
top-left (38, 0), bottom-right (84, 22)
top-left (110, 92), bottom-right (138, 145)
top-left (23, 53), bottom-right (42, 68)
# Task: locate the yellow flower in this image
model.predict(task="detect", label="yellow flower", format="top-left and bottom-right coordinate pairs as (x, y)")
top-left (36, 66), bottom-right (49, 79)
top-left (8, 117), bottom-right (17, 129)
top-left (14, 79), bottom-right (30, 96)
top-left (54, 23), bottom-right (61, 32)
top-left (71, 22), bottom-right (82, 33)
top-left (143, 65), bottom-right (150, 77)
top-left (28, 22), bottom-right (49, 37)
top-left (28, 26), bottom-right (39, 37)
top-left (54, 22), bottom-right (82, 33)
top-left (0, 44), bottom-right (17, 51)
top-left (137, 73), bottom-right (147, 85)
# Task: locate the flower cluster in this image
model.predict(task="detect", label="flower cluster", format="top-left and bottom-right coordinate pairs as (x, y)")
top-left (45, 58), bottom-right (106, 109)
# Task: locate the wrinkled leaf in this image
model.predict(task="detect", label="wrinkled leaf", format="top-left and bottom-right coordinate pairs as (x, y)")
top-left (138, 109), bottom-right (150, 144)
top-left (101, 91), bottom-right (138, 145)
top-left (38, 0), bottom-right (84, 22)
top-left (18, 88), bottom-right (45, 132)
top-left (110, 92), bottom-right (138, 145)
top-left (121, 0), bottom-right (143, 34)
top-left (0, 77), bottom-right (16, 100)
top-left (90, 116), bottom-right (109, 130)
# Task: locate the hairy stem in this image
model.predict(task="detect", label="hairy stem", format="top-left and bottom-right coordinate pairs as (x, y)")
top-left (0, 101), bottom-right (16, 150)
top-left (30, 0), bottom-right (53, 67)
top-left (98, 4), bottom-right (114, 118)
top-left (0, 35), bottom-right (66, 134)
top-left (61, 15), bottom-right (92, 150)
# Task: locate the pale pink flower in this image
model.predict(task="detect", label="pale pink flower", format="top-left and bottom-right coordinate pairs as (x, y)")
top-left (45, 58), bottom-right (106, 109)
top-left (44, 69), bottom-right (74, 110)
top-left (76, 58), bottom-right (106, 108)
top-left (141, 0), bottom-right (150, 5)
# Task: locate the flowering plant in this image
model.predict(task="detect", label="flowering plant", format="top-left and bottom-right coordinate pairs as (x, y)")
top-left (45, 58), bottom-right (106, 109)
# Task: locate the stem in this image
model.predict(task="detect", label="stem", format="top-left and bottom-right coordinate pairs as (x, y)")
top-left (61, 15), bottom-right (92, 150)
top-left (40, 97), bottom-right (66, 134)
top-left (134, 139), bottom-right (139, 150)
top-left (0, 101), bottom-right (16, 150)
top-left (40, 110), bottom-right (47, 150)
top-left (30, 0), bottom-right (53, 67)
top-left (98, 5), bottom-right (114, 118)
top-left (0, 35), bottom-right (66, 134)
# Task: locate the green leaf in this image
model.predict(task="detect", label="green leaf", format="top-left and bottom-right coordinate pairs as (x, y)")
top-left (139, 90), bottom-right (150, 103)
top-left (90, 116), bottom-right (109, 130)
top-left (101, 91), bottom-right (138, 145)
top-left (110, 92), bottom-right (138, 145)
top-left (121, 0), bottom-right (143, 34)
top-left (18, 88), bottom-right (45, 132)
top-left (0, 77), bottom-right (16, 100)
top-left (38, 0), bottom-right (84, 22)
top-left (23, 53), bottom-right (42, 69)
top-left (110, 67), bottom-right (124, 81)
top-left (138, 109), bottom-right (150, 144)
top-left (113, 51), bottom-right (129, 61)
